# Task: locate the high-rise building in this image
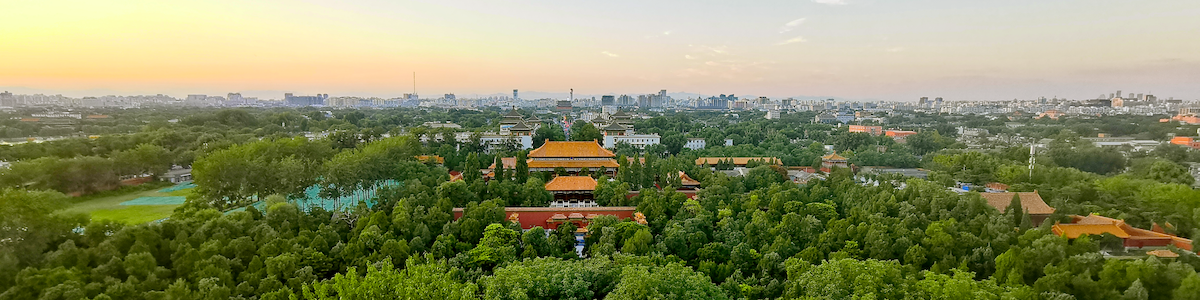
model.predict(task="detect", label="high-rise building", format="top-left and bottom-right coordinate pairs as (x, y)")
top-left (618, 95), bottom-right (635, 107)
top-left (601, 95), bottom-right (615, 106)
top-left (696, 94), bottom-right (734, 109)
top-left (935, 97), bottom-right (943, 109)
top-left (0, 91), bottom-right (15, 107)
top-left (284, 93), bottom-right (328, 106)
top-left (919, 97), bottom-right (928, 108)
top-left (227, 93), bottom-right (245, 106)
top-left (513, 89), bottom-right (519, 100)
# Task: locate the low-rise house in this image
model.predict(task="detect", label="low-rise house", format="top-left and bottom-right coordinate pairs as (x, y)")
top-left (164, 168), bottom-right (192, 183)
top-left (696, 157), bottom-right (782, 169)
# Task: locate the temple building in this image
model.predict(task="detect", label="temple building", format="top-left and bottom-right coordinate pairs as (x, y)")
top-left (545, 176), bottom-right (599, 207)
top-left (678, 171), bottom-right (701, 191)
top-left (1052, 214), bottom-right (1193, 251)
top-left (979, 191), bottom-right (1056, 225)
top-left (498, 109), bottom-right (540, 136)
top-left (609, 110), bottom-right (634, 127)
top-left (696, 157), bottom-right (782, 169)
top-left (486, 141), bottom-right (620, 177)
top-left (602, 123), bottom-right (634, 136)
top-left (527, 141), bottom-right (619, 174)
top-left (453, 207), bottom-right (646, 232)
top-left (820, 152), bottom-right (848, 173)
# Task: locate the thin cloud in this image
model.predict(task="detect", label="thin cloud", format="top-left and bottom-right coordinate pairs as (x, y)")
top-left (812, 0), bottom-right (847, 5)
top-left (601, 51), bottom-right (620, 57)
top-left (685, 55), bottom-right (698, 60)
top-left (776, 36), bottom-right (808, 45)
top-left (779, 18), bottom-right (806, 33)
top-left (886, 47), bottom-right (905, 52)
top-left (644, 30), bottom-right (673, 39)
top-left (703, 46), bottom-right (728, 54)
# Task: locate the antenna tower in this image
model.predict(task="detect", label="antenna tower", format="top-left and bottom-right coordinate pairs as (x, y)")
top-left (1028, 144), bottom-right (1036, 179)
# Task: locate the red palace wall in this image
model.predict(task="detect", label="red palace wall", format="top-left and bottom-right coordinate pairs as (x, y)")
top-left (453, 207), bottom-right (639, 230)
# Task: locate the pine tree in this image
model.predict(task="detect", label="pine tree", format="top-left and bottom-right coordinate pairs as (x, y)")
top-left (464, 153), bottom-right (480, 182)
top-left (1019, 209), bottom-right (1033, 230)
top-left (1006, 193), bottom-right (1023, 226)
top-left (515, 151), bottom-right (529, 183)
top-left (495, 156), bottom-right (506, 182)
top-left (1124, 279), bottom-right (1149, 300)
top-left (630, 153), bottom-right (643, 188)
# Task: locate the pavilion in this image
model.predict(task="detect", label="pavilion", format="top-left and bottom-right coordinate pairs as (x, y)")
top-left (545, 176), bottom-right (599, 207)
top-left (820, 152), bottom-right (848, 173)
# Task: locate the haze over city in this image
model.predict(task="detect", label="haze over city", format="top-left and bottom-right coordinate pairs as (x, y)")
top-left (3, 0), bottom-right (1199, 100)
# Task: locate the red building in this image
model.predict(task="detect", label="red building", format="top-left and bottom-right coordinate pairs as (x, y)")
top-left (695, 157), bottom-right (782, 168)
top-left (820, 152), bottom-right (849, 173)
top-left (848, 125), bottom-right (884, 136)
top-left (452, 207), bottom-right (645, 231)
top-left (1052, 214), bottom-right (1193, 251)
top-left (487, 141), bottom-right (620, 177)
top-left (545, 176), bottom-right (598, 207)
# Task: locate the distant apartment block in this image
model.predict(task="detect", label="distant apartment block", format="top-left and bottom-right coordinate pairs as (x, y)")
top-left (848, 125), bottom-right (883, 136)
top-left (601, 95), bottom-right (615, 106)
top-left (1170, 137), bottom-right (1200, 150)
top-left (285, 93), bottom-right (328, 106)
top-left (814, 113), bottom-right (838, 124)
top-left (886, 130), bottom-right (918, 142)
top-left (603, 134), bottom-right (660, 149)
top-left (0, 91), bottom-right (15, 107)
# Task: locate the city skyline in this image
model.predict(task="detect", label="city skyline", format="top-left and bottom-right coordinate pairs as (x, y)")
top-left (3, 0), bottom-right (1198, 100)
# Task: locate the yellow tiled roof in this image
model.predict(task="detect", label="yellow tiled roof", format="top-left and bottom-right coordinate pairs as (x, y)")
top-left (1052, 224), bottom-right (1131, 239)
top-left (821, 152), bottom-right (848, 161)
top-left (680, 171), bottom-right (700, 186)
top-left (1147, 249), bottom-right (1180, 258)
top-left (486, 157), bottom-right (518, 169)
top-left (695, 157), bottom-right (782, 166)
top-left (529, 141), bottom-right (615, 158)
top-left (527, 160), bottom-right (620, 169)
top-left (544, 176), bottom-right (599, 191)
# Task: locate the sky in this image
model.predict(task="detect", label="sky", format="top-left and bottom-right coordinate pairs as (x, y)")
top-left (1, 0), bottom-right (1198, 101)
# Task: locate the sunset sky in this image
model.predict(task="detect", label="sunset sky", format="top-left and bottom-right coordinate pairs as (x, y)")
top-left (2, 0), bottom-right (1198, 100)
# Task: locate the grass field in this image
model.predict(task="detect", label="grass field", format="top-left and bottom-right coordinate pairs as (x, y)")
top-left (57, 183), bottom-right (194, 224)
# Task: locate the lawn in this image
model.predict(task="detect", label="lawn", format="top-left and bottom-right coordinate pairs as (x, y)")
top-left (57, 183), bottom-right (193, 224)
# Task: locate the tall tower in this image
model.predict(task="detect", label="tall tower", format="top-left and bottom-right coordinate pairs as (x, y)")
top-left (1029, 144), bottom-right (1036, 178)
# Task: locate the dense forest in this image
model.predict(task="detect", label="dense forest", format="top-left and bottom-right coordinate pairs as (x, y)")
top-left (3, 107), bottom-right (1200, 299)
